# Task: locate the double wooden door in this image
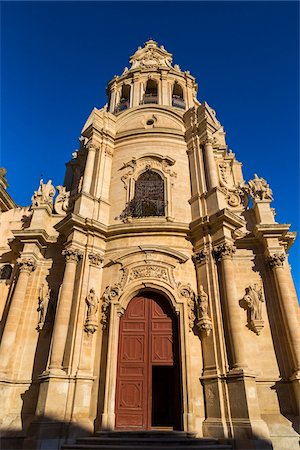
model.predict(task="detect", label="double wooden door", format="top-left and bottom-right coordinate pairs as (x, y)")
top-left (115, 293), bottom-right (181, 429)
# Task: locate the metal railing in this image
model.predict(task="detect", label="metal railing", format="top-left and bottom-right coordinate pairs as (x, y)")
top-left (142, 94), bottom-right (158, 104)
top-left (115, 99), bottom-right (130, 113)
top-left (129, 199), bottom-right (165, 217)
top-left (172, 96), bottom-right (185, 109)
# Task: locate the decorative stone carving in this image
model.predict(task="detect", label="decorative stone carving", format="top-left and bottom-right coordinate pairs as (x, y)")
top-left (196, 285), bottom-right (213, 337)
top-left (128, 265), bottom-right (169, 283)
top-left (212, 242), bottom-right (236, 262)
top-left (31, 179), bottom-right (56, 207)
top-left (177, 283), bottom-right (196, 331)
top-left (84, 288), bottom-right (99, 335)
top-left (120, 155), bottom-right (177, 190)
top-left (192, 249), bottom-right (208, 265)
top-left (242, 284), bottom-right (265, 335)
top-left (62, 248), bottom-right (83, 263)
top-left (54, 186), bottom-right (71, 214)
top-left (267, 253), bottom-right (286, 268)
top-left (88, 252), bottom-right (104, 267)
top-left (37, 284), bottom-right (51, 332)
top-left (101, 285), bottom-right (121, 329)
top-left (247, 174), bottom-right (273, 201)
top-left (130, 39), bottom-right (173, 71)
top-left (19, 258), bottom-right (36, 273)
top-left (218, 161), bottom-right (234, 188)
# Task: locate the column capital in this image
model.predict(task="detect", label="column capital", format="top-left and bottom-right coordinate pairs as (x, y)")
top-left (88, 252), bottom-right (104, 267)
top-left (192, 249), bottom-right (209, 265)
top-left (212, 242), bottom-right (236, 262)
top-left (62, 248), bottom-right (83, 263)
top-left (87, 142), bottom-right (100, 152)
top-left (18, 257), bottom-right (36, 273)
top-left (266, 252), bottom-right (286, 268)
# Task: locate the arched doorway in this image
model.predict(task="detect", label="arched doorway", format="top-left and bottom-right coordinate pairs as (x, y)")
top-left (115, 292), bottom-right (182, 430)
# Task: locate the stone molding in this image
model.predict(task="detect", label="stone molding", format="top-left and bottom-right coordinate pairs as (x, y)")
top-left (62, 248), bottom-right (83, 263)
top-left (212, 242), bottom-right (236, 262)
top-left (267, 252), bottom-right (286, 268)
top-left (18, 257), bottom-right (36, 273)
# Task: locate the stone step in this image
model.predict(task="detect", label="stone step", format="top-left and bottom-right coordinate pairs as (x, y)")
top-left (76, 437), bottom-right (218, 446)
top-left (62, 445), bottom-right (232, 450)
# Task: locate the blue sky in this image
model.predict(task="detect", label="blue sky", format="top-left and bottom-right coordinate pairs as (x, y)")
top-left (1, 1), bottom-right (299, 296)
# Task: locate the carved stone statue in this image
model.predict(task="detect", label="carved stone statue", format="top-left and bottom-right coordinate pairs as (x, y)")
top-left (247, 174), bottom-right (273, 201)
top-left (31, 179), bottom-right (56, 207)
top-left (84, 288), bottom-right (99, 335)
top-left (196, 285), bottom-right (213, 337)
top-left (37, 284), bottom-right (51, 331)
top-left (242, 284), bottom-right (265, 335)
top-left (54, 186), bottom-right (70, 215)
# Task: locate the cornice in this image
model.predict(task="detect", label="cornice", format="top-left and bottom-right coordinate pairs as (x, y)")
top-left (12, 229), bottom-right (57, 248)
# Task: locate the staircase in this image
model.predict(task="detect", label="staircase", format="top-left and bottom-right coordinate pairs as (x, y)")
top-left (62, 430), bottom-right (232, 450)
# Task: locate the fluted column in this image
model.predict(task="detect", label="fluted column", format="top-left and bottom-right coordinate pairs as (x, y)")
top-left (82, 144), bottom-right (97, 194)
top-left (0, 257), bottom-right (36, 372)
top-left (267, 252), bottom-right (300, 374)
top-left (213, 242), bottom-right (248, 370)
top-left (48, 248), bottom-right (82, 372)
top-left (204, 138), bottom-right (218, 190)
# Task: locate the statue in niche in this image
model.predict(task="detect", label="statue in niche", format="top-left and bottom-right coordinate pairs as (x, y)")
top-left (37, 284), bottom-right (51, 331)
top-left (242, 284), bottom-right (265, 335)
top-left (196, 285), bottom-right (213, 337)
top-left (84, 288), bottom-right (99, 335)
top-left (31, 179), bottom-right (56, 207)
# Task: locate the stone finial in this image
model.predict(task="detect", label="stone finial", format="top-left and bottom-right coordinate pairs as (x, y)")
top-left (196, 285), bottom-right (213, 337)
top-left (212, 242), bottom-right (236, 262)
top-left (247, 174), bottom-right (273, 201)
top-left (267, 252), bottom-right (286, 268)
top-left (192, 249), bottom-right (208, 265)
top-left (31, 179), bottom-right (56, 207)
top-left (18, 258), bottom-right (36, 273)
top-left (242, 284), bottom-right (264, 335)
top-left (62, 248), bottom-right (83, 263)
top-left (84, 288), bottom-right (99, 335)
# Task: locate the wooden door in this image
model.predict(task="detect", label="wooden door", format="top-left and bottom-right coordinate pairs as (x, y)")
top-left (115, 293), bottom-right (179, 429)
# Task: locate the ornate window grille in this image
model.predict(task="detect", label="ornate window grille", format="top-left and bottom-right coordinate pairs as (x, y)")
top-left (128, 170), bottom-right (165, 218)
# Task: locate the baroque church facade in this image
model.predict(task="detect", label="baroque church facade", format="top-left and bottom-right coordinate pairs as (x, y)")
top-left (0, 40), bottom-right (299, 450)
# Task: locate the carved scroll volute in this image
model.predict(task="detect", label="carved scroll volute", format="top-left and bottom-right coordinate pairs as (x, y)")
top-left (196, 285), bottom-right (213, 338)
top-left (177, 283), bottom-right (196, 331)
top-left (101, 285), bottom-right (121, 330)
top-left (241, 284), bottom-right (265, 335)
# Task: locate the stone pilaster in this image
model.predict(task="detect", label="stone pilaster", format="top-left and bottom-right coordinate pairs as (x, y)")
top-left (204, 138), bottom-right (218, 190)
top-left (213, 242), bottom-right (248, 370)
top-left (48, 248), bottom-right (82, 373)
top-left (0, 257), bottom-right (36, 373)
top-left (81, 144), bottom-right (97, 194)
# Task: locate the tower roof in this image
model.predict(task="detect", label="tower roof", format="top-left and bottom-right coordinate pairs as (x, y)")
top-left (129, 39), bottom-right (173, 71)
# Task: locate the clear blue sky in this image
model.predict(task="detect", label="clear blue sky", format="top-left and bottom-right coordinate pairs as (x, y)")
top-left (1, 1), bottom-right (299, 296)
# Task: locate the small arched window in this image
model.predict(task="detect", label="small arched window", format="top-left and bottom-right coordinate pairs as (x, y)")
top-left (116, 84), bottom-right (131, 112)
top-left (143, 80), bottom-right (158, 104)
top-left (172, 82), bottom-right (185, 109)
top-left (130, 170), bottom-right (165, 217)
top-left (0, 264), bottom-right (13, 280)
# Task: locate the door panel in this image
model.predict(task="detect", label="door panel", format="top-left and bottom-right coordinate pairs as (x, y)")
top-left (115, 293), bottom-right (179, 430)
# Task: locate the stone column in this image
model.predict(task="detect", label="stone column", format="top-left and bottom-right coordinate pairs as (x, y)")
top-left (204, 138), bottom-right (218, 190)
top-left (109, 82), bottom-right (117, 113)
top-left (0, 257), bottom-right (36, 372)
top-left (213, 242), bottom-right (248, 370)
top-left (132, 74), bottom-right (140, 107)
top-left (82, 144), bottom-right (97, 194)
top-left (161, 71), bottom-right (169, 105)
top-left (267, 252), bottom-right (300, 374)
top-left (48, 248), bottom-right (82, 373)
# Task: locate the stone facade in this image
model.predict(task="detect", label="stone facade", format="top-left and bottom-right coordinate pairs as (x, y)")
top-left (0, 40), bottom-right (299, 450)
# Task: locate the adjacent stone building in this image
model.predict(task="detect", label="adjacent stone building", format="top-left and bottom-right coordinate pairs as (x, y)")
top-left (0, 40), bottom-right (299, 450)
